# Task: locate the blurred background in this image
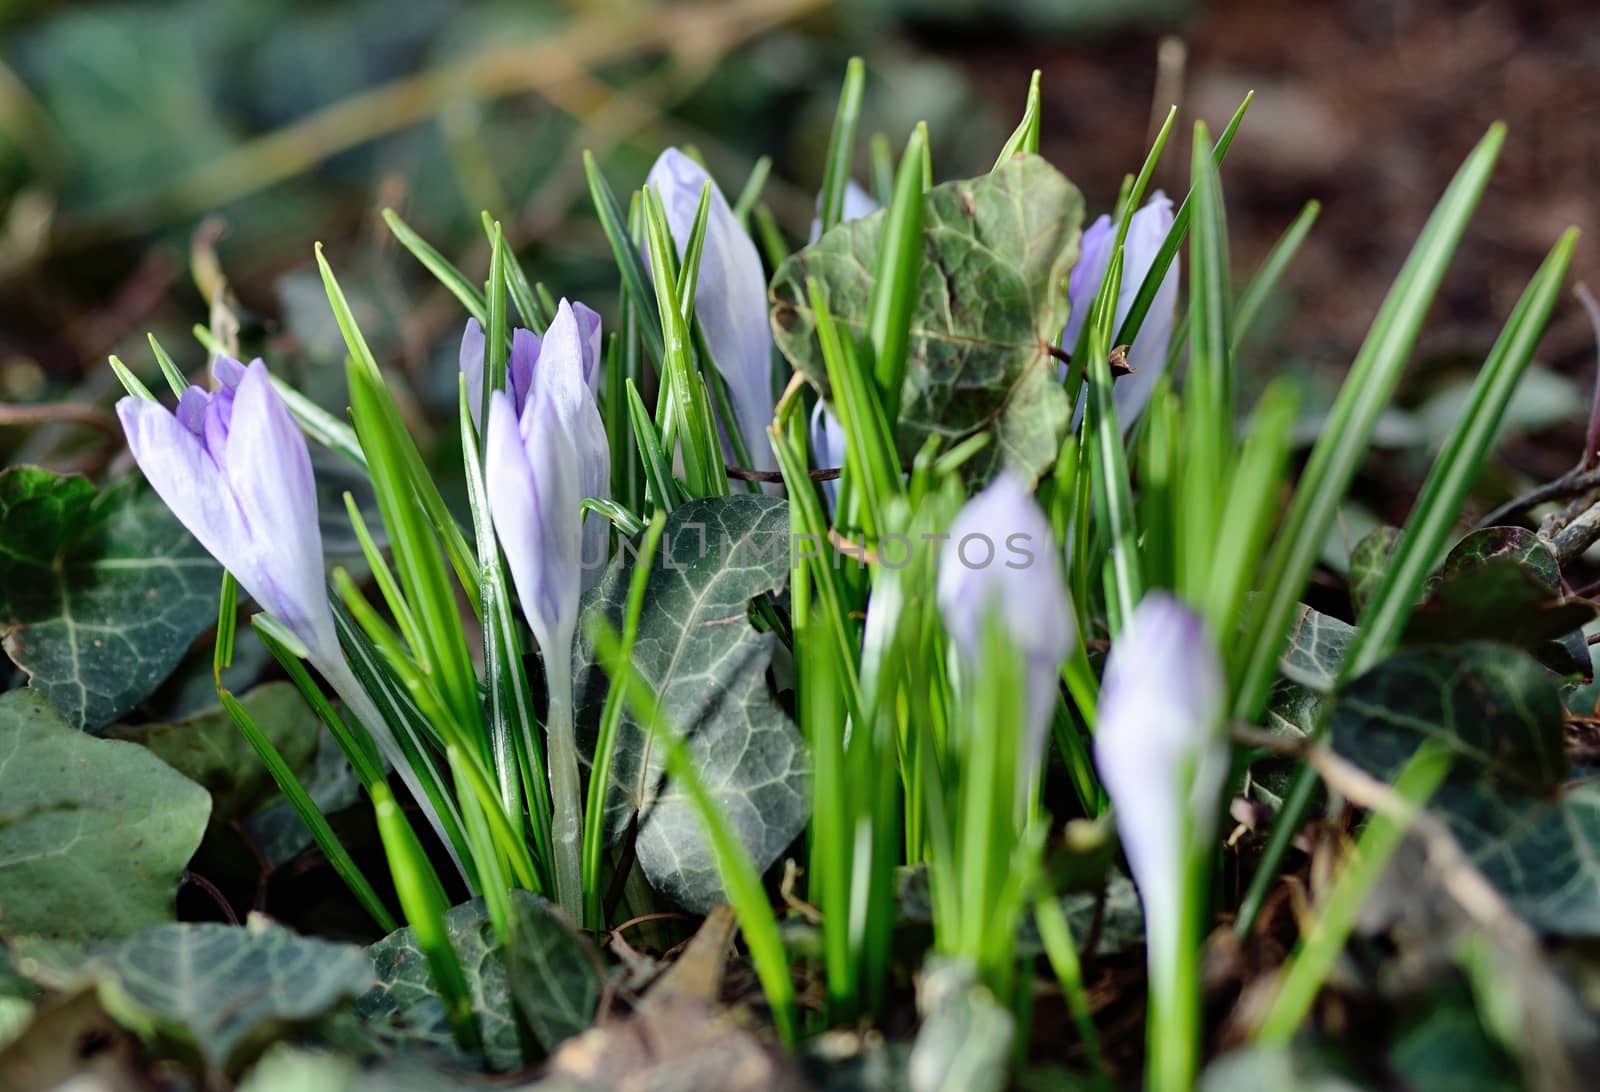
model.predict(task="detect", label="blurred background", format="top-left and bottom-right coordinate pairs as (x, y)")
top-left (0, 0), bottom-right (1596, 541)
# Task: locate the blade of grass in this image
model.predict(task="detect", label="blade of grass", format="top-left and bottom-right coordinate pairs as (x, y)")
top-left (383, 208), bottom-right (488, 324)
top-left (590, 619), bottom-right (797, 1046)
top-left (992, 69), bottom-right (1043, 168)
top-left (818, 58), bottom-right (866, 236)
top-left (581, 512), bottom-right (667, 928)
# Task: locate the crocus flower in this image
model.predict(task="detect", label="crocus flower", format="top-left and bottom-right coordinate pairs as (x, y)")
top-left (935, 472), bottom-right (1074, 773)
top-left (460, 300), bottom-right (602, 431)
top-left (118, 356), bottom-right (458, 872)
top-left (465, 300), bottom-right (611, 584)
top-left (645, 148), bottom-right (774, 472)
top-left (119, 357), bottom-right (340, 666)
top-left (484, 300), bottom-right (609, 916)
top-left (1093, 592), bottom-right (1226, 1083)
top-left (1064, 192), bottom-right (1179, 430)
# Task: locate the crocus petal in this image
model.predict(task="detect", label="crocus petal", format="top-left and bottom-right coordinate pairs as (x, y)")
top-left (935, 472), bottom-right (1074, 770)
top-left (460, 318), bottom-right (487, 430)
top-left (808, 179), bottom-right (880, 243)
top-left (571, 301), bottom-right (604, 395)
top-left (175, 386), bottom-right (211, 434)
top-left (1093, 593), bottom-right (1226, 997)
top-left (222, 360), bottom-right (339, 662)
top-left (1111, 193), bottom-right (1178, 427)
top-left (1062, 214), bottom-right (1115, 367)
top-left (508, 327), bottom-right (542, 413)
top-left (489, 390), bottom-right (583, 658)
top-left (118, 396), bottom-right (255, 591)
top-left (212, 354), bottom-right (248, 391)
top-left (1064, 195), bottom-right (1179, 431)
top-left (645, 148), bottom-right (774, 471)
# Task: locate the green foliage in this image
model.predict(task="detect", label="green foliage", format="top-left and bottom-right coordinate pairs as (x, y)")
top-left (0, 469), bottom-right (219, 729)
top-left (0, 689), bottom-right (210, 941)
top-left (358, 893), bottom-right (601, 1071)
top-left (104, 683), bottom-right (320, 822)
top-left (772, 155), bottom-right (1083, 484)
top-left (85, 918), bottom-right (371, 1073)
top-left (575, 496), bottom-right (808, 912)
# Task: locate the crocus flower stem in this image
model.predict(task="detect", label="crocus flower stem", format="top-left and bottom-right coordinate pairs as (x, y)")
top-left (318, 653), bottom-right (471, 886)
top-left (544, 663), bottom-right (584, 922)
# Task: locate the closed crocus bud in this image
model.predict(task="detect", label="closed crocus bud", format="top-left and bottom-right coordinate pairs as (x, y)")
top-left (485, 380), bottom-right (589, 914)
top-left (935, 473), bottom-right (1073, 771)
top-left (530, 300), bottom-right (612, 585)
top-left (1064, 193), bottom-right (1179, 430)
top-left (645, 148), bottom-right (774, 471)
top-left (1093, 593), bottom-right (1227, 1015)
top-left (463, 301), bottom-right (611, 585)
top-left (119, 357), bottom-right (339, 666)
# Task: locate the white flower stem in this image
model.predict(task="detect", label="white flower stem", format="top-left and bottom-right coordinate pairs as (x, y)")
top-left (318, 655), bottom-right (469, 887)
top-left (543, 659), bottom-right (584, 922)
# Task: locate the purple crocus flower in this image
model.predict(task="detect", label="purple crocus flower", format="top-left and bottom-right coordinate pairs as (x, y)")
top-left (119, 356), bottom-right (464, 875)
top-left (483, 299), bottom-right (612, 915)
top-left (935, 472), bottom-right (1074, 773)
top-left (465, 299), bottom-right (611, 586)
top-left (1093, 593), bottom-right (1226, 1014)
top-left (118, 357), bottom-right (338, 665)
top-left (645, 148), bottom-right (774, 472)
top-left (1064, 192), bottom-right (1179, 430)
top-left (460, 301), bottom-right (602, 431)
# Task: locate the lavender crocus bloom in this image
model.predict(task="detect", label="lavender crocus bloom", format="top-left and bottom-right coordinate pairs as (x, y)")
top-left (118, 356), bottom-right (459, 872)
top-left (119, 357), bottom-right (339, 665)
top-left (645, 148), bottom-right (774, 472)
top-left (484, 301), bottom-right (608, 914)
top-left (1064, 192), bottom-right (1179, 430)
top-left (808, 179), bottom-right (879, 244)
top-left (464, 300), bottom-right (611, 587)
top-left (935, 473), bottom-right (1074, 774)
top-left (1093, 593), bottom-right (1227, 1015)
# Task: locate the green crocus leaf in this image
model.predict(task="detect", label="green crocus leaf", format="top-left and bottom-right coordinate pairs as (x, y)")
top-left (357, 893), bottom-right (600, 1071)
top-left (770, 154), bottom-right (1083, 485)
top-left (575, 495), bottom-right (809, 913)
top-left (104, 682), bottom-right (321, 823)
top-left (0, 468), bottom-right (220, 730)
top-left (0, 688), bottom-right (211, 941)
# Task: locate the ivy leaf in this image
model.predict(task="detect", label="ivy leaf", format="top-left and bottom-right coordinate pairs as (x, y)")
top-left (1278, 604), bottom-right (1355, 693)
top-left (103, 683), bottom-right (320, 823)
top-left (0, 468), bottom-right (220, 730)
top-left (770, 155), bottom-right (1083, 485)
top-left (1409, 528), bottom-right (1593, 678)
top-left (1349, 526), bottom-right (1402, 618)
top-left (357, 893), bottom-right (600, 1071)
top-left (82, 917), bottom-right (371, 1073)
top-left (575, 496), bottom-right (808, 913)
top-left (0, 689), bottom-right (210, 941)
top-left (1327, 644), bottom-right (1600, 936)
top-left (1331, 642), bottom-right (1567, 793)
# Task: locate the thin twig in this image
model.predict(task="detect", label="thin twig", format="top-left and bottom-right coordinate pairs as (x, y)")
top-left (181, 869), bottom-right (239, 926)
